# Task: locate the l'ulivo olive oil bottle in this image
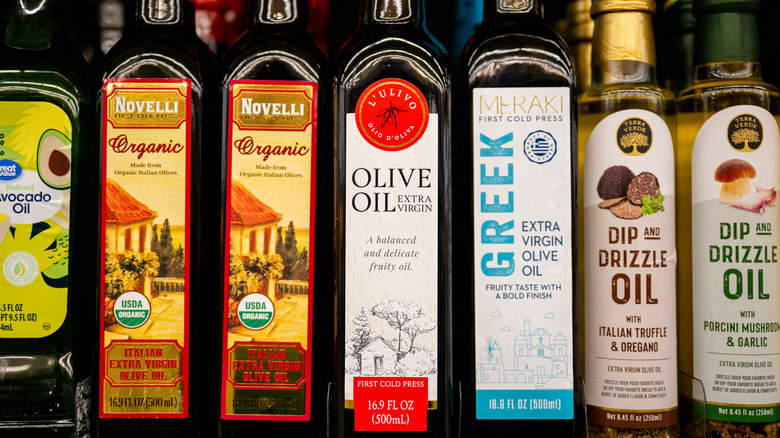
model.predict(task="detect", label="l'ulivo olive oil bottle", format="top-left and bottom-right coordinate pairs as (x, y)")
top-left (578, 1), bottom-right (679, 437)
top-left (677, 0), bottom-right (780, 437)
top-left (456, 0), bottom-right (578, 436)
top-left (334, 0), bottom-right (451, 436)
top-left (0, 0), bottom-right (95, 435)
top-left (217, 0), bottom-right (331, 436)
top-left (96, 0), bottom-right (217, 436)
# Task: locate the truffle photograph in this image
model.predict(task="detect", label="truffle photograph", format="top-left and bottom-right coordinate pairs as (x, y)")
top-left (714, 158), bottom-right (776, 214)
top-left (597, 165), bottom-right (664, 220)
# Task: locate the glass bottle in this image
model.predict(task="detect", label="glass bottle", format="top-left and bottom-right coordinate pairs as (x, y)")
top-left (677, 0), bottom-right (780, 436)
top-left (578, 1), bottom-right (679, 437)
top-left (660, 0), bottom-right (695, 94)
top-left (96, 0), bottom-right (217, 436)
top-left (566, 0), bottom-right (594, 93)
top-left (217, 0), bottom-right (330, 436)
top-left (333, 0), bottom-right (451, 436)
top-left (0, 0), bottom-right (95, 434)
top-left (457, 0), bottom-right (578, 436)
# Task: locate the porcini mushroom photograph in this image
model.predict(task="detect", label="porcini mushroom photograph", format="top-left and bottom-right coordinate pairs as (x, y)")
top-left (714, 159), bottom-right (776, 213)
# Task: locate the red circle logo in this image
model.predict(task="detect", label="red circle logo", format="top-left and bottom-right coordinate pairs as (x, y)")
top-left (356, 78), bottom-right (429, 151)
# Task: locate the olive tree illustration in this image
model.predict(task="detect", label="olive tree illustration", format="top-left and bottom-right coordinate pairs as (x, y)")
top-left (619, 132), bottom-right (649, 153)
top-left (401, 314), bottom-right (436, 354)
top-left (371, 300), bottom-right (435, 354)
top-left (731, 128), bottom-right (760, 149)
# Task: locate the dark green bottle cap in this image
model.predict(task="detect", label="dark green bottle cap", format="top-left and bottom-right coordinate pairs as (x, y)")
top-left (693, 0), bottom-right (759, 16)
top-left (666, 0), bottom-right (695, 31)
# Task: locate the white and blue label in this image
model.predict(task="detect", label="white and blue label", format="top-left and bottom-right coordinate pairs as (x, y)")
top-left (472, 87), bottom-right (574, 420)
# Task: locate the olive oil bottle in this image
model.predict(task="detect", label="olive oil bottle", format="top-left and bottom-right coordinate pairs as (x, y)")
top-left (333, 0), bottom-right (451, 436)
top-left (677, 0), bottom-right (780, 436)
top-left (217, 0), bottom-right (331, 436)
top-left (96, 0), bottom-right (217, 436)
top-left (579, 1), bottom-right (679, 437)
top-left (457, 0), bottom-right (578, 436)
top-left (566, 0), bottom-right (594, 93)
top-left (0, 0), bottom-right (95, 435)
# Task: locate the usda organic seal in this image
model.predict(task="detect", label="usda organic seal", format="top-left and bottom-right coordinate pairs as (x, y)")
top-left (114, 291), bottom-right (151, 328)
top-left (238, 293), bottom-right (274, 330)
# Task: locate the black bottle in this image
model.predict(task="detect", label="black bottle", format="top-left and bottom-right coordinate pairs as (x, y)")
top-left (96, 0), bottom-right (217, 436)
top-left (456, 0), bottom-right (579, 436)
top-left (217, 0), bottom-right (331, 436)
top-left (334, 0), bottom-right (452, 436)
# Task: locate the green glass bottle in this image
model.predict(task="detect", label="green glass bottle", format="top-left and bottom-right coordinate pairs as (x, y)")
top-left (579, 1), bottom-right (679, 437)
top-left (677, 0), bottom-right (780, 436)
top-left (218, 0), bottom-right (331, 436)
top-left (660, 0), bottom-right (695, 94)
top-left (0, 0), bottom-right (95, 435)
top-left (457, 0), bottom-right (579, 436)
top-left (96, 0), bottom-right (217, 436)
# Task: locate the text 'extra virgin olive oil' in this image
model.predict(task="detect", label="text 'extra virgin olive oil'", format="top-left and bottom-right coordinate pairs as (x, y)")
top-left (334, 0), bottom-right (451, 436)
top-left (578, 1), bottom-right (679, 437)
top-left (96, 0), bottom-right (217, 436)
top-left (456, 0), bottom-right (579, 436)
top-left (217, 0), bottom-right (331, 437)
top-left (0, 0), bottom-right (96, 435)
top-left (677, 0), bottom-right (780, 436)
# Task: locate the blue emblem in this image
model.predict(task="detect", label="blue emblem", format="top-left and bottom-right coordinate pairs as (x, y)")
top-left (523, 131), bottom-right (557, 164)
top-left (0, 160), bottom-right (21, 181)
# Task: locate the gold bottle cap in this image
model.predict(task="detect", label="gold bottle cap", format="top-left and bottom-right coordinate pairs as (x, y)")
top-left (592, 0), bottom-right (656, 17)
top-left (566, 0), bottom-right (594, 42)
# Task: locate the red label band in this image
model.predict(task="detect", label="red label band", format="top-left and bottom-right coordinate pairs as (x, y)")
top-left (356, 78), bottom-right (429, 151)
top-left (353, 377), bottom-right (428, 432)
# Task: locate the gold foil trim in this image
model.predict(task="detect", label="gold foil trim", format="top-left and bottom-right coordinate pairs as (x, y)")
top-left (104, 340), bottom-right (183, 387)
top-left (592, 12), bottom-right (656, 66)
top-left (232, 84), bottom-right (314, 131)
top-left (592, 0), bottom-right (656, 16)
top-left (498, 0), bottom-right (532, 12)
top-left (106, 83), bottom-right (187, 129)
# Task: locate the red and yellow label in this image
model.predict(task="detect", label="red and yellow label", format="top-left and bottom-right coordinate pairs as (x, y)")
top-left (221, 80), bottom-right (316, 420)
top-left (99, 79), bottom-right (191, 418)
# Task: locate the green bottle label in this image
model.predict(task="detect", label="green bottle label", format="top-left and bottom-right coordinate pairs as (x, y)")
top-left (0, 101), bottom-right (72, 338)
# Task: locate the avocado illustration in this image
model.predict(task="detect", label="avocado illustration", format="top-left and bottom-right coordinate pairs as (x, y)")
top-left (40, 228), bottom-right (69, 288)
top-left (36, 129), bottom-right (71, 189)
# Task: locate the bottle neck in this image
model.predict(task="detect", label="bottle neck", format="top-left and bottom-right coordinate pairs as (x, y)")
top-left (483, 0), bottom-right (542, 22)
top-left (591, 10), bottom-right (657, 86)
top-left (3, 0), bottom-right (70, 51)
top-left (134, 0), bottom-right (194, 31)
top-left (250, 0), bottom-right (308, 29)
top-left (360, 0), bottom-right (424, 28)
top-left (694, 11), bottom-right (760, 67)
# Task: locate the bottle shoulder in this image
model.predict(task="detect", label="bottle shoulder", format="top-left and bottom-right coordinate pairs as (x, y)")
top-left (677, 79), bottom-right (780, 115)
top-left (335, 28), bottom-right (450, 93)
top-left (220, 30), bottom-right (329, 86)
top-left (579, 84), bottom-right (675, 115)
top-left (462, 18), bottom-right (574, 88)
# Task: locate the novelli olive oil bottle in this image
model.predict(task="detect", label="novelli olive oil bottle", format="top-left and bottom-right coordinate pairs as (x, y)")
top-left (457, 0), bottom-right (578, 436)
top-left (218, 0), bottom-right (331, 436)
top-left (677, 0), bottom-right (780, 436)
top-left (96, 0), bottom-right (217, 436)
top-left (0, 0), bottom-right (95, 434)
top-left (579, 1), bottom-right (679, 437)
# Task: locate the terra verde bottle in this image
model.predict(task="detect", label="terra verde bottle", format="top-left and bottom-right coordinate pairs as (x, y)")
top-left (217, 0), bottom-right (331, 436)
top-left (457, 0), bottom-right (578, 436)
top-left (0, 0), bottom-right (95, 434)
top-left (96, 0), bottom-right (217, 436)
top-left (677, 0), bottom-right (780, 436)
top-left (334, 0), bottom-right (451, 436)
top-left (579, 0), bottom-right (679, 437)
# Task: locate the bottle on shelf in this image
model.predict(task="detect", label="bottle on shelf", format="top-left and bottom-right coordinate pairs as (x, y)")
top-left (578, 0), bottom-right (679, 437)
top-left (566, 0), bottom-right (594, 93)
top-left (333, 0), bottom-right (451, 436)
top-left (217, 0), bottom-right (331, 436)
top-left (96, 0), bottom-right (218, 436)
top-left (659, 0), bottom-right (695, 94)
top-left (676, 0), bottom-right (780, 436)
top-left (456, 0), bottom-right (578, 436)
top-left (0, 0), bottom-right (96, 434)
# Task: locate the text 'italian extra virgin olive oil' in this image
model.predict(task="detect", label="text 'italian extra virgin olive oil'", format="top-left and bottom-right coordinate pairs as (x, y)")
top-left (334, 0), bottom-right (451, 436)
top-left (0, 0), bottom-right (95, 434)
top-left (456, 0), bottom-right (578, 436)
top-left (218, 0), bottom-right (331, 436)
top-left (97, 0), bottom-right (217, 436)
top-left (579, 1), bottom-right (679, 437)
top-left (677, 0), bottom-right (780, 436)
